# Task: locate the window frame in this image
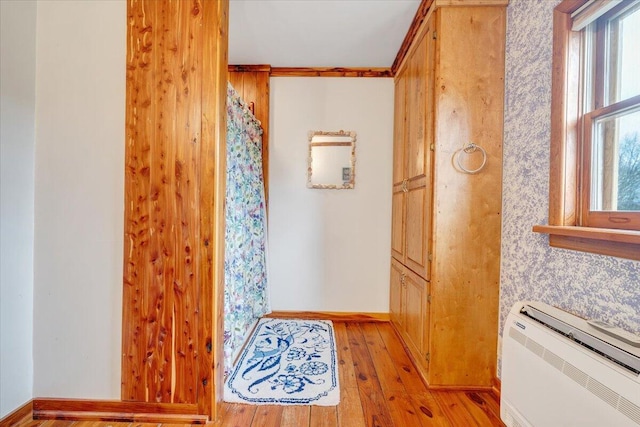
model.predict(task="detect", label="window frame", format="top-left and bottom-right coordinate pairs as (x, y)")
top-left (533, 0), bottom-right (640, 261)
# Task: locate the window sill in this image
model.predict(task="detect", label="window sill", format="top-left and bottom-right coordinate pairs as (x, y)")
top-left (532, 225), bottom-right (640, 261)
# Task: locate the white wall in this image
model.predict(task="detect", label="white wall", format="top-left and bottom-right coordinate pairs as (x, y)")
top-left (33, 0), bottom-right (126, 398)
top-left (0, 0), bottom-right (37, 417)
top-left (268, 78), bottom-right (394, 312)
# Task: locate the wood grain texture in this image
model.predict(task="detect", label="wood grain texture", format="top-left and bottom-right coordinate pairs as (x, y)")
top-left (199, 0), bottom-right (229, 420)
top-left (280, 406), bottom-right (310, 427)
top-left (266, 311), bottom-right (390, 322)
top-left (122, 0), bottom-right (154, 402)
top-left (123, 0), bottom-right (229, 419)
top-left (228, 64), bottom-right (272, 73)
top-left (250, 406), bottom-right (283, 427)
top-left (345, 324), bottom-right (394, 426)
top-left (428, 4), bottom-right (506, 387)
top-left (336, 387), bottom-right (366, 427)
top-left (270, 67), bottom-right (392, 78)
top-left (31, 399), bottom-right (204, 424)
top-left (217, 403), bottom-right (256, 427)
top-left (391, 75), bottom-right (408, 264)
top-left (310, 406), bottom-right (338, 427)
top-left (0, 399), bottom-right (32, 426)
top-left (359, 323), bottom-right (404, 393)
top-left (395, 23), bottom-right (436, 282)
top-left (333, 323), bottom-right (358, 390)
top-left (432, 391), bottom-right (503, 427)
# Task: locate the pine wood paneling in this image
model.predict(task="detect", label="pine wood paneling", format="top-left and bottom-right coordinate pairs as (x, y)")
top-left (199, 0), bottom-right (229, 419)
top-left (123, 0), bottom-right (228, 419)
top-left (122, 0), bottom-right (154, 402)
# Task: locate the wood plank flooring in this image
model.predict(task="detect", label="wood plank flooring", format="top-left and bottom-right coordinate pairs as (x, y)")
top-left (9, 322), bottom-right (503, 427)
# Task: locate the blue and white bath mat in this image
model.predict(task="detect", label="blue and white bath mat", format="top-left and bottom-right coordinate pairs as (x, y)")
top-left (224, 318), bottom-right (340, 406)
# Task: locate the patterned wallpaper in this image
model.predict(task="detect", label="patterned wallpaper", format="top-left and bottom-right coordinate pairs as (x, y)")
top-left (500, 0), bottom-right (640, 353)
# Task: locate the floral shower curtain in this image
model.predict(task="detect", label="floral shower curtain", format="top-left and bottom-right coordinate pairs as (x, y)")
top-left (224, 83), bottom-right (270, 373)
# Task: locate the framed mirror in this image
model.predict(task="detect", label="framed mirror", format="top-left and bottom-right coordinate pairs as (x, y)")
top-left (307, 130), bottom-right (356, 189)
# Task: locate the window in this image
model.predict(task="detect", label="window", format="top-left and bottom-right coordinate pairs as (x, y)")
top-left (533, 0), bottom-right (640, 261)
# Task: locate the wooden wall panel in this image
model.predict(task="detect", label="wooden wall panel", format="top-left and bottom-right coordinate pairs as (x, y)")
top-left (123, 0), bottom-right (228, 420)
top-left (200, 0), bottom-right (229, 420)
top-left (123, 0), bottom-right (154, 402)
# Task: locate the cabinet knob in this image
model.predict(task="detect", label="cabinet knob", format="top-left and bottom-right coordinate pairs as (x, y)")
top-left (402, 179), bottom-right (408, 193)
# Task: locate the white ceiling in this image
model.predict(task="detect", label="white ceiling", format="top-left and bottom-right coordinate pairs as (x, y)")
top-left (228, 0), bottom-right (422, 68)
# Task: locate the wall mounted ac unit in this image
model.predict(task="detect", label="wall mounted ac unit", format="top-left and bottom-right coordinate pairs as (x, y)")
top-left (501, 301), bottom-right (640, 427)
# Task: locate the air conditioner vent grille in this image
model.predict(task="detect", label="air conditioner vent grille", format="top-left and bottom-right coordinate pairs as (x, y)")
top-left (509, 327), bottom-right (527, 346)
top-left (563, 361), bottom-right (588, 387)
top-left (508, 326), bottom-right (640, 425)
top-left (620, 397), bottom-right (640, 425)
top-left (587, 377), bottom-right (619, 408)
top-left (542, 349), bottom-right (564, 371)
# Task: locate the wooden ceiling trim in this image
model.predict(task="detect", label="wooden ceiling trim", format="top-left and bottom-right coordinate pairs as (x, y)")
top-left (270, 67), bottom-right (393, 78)
top-left (228, 64), bottom-right (272, 72)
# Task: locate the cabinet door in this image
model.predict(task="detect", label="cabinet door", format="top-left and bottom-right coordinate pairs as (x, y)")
top-left (391, 185), bottom-right (405, 262)
top-left (391, 74), bottom-right (408, 262)
top-left (405, 183), bottom-right (428, 278)
top-left (393, 74), bottom-right (407, 186)
top-left (406, 33), bottom-right (427, 181)
top-left (404, 20), bottom-right (436, 281)
top-left (389, 258), bottom-right (404, 328)
top-left (404, 267), bottom-right (427, 355)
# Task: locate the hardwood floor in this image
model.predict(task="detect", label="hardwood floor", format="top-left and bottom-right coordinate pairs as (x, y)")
top-left (9, 322), bottom-right (503, 427)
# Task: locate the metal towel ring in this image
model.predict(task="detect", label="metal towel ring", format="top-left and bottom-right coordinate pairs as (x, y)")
top-left (455, 142), bottom-right (487, 174)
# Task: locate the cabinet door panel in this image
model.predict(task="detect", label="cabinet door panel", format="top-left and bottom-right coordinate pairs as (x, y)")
top-left (404, 268), bottom-right (426, 354)
top-left (389, 259), bottom-right (404, 327)
top-left (405, 183), bottom-right (430, 279)
top-left (391, 186), bottom-right (405, 261)
top-left (407, 33), bottom-right (428, 180)
top-left (393, 76), bottom-right (407, 185)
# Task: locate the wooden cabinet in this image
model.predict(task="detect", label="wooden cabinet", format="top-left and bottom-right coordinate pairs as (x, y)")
top-left (390, 2), bottom-right (506, 389)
